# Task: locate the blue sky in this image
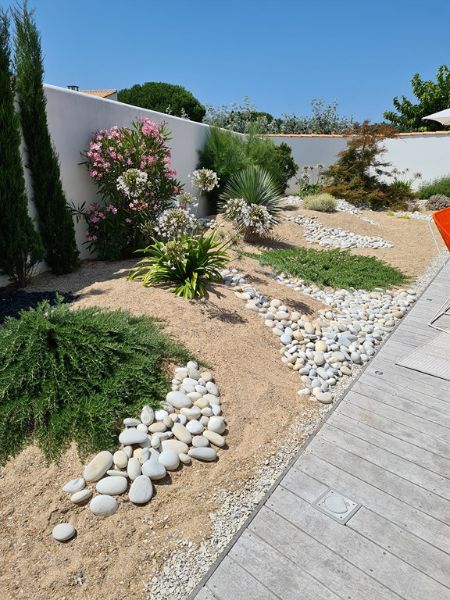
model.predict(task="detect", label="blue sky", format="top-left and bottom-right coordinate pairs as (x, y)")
top-left (3, 0), bottom-right (450, 121)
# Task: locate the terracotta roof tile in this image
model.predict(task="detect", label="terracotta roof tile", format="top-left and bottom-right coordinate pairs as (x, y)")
top-left (80, 89), bottom-right (117, 98)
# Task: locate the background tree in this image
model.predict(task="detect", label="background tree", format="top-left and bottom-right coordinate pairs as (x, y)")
top-left (384, 65), bottom-right (450, 131)
top-left (118, 82), bottom-right (206, 122)
top-left (13, 3), bottom-right (79, 274)
top-left (0, 10), bottom-right (42, 286)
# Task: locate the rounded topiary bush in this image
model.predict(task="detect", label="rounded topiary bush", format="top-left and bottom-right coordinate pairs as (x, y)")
top-left (303, 193), bottom-right (337, 212)
top-left (0, 299), bottom-right (190, 463)
top-left (425, 194), bottom-right (450, 211)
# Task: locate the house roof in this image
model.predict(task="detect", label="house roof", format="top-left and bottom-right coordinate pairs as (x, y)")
top-left (80, 89), bottom-right (117, 98)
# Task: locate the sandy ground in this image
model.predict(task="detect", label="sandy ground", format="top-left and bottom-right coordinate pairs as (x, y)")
top-left (0, 207), bottom-right (442, 600)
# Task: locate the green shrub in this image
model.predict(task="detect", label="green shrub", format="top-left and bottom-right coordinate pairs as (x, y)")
top-left (118, 82), bottom-right (206, 122)
top-left (418, 176), bottom-right (450, 199)
top-left (129, 231), bottom-right (230, 299)
top-left (198, 127), bottom-right (297, 212)
top-left (221, 166), bottom-right (282, 215)
top-left (13, 4), bottom-right (79, 274)
top-left (303, 193), bottom-right (336, 212)
top-left (254, 247), bottom-right (408, 290)
top-left (323, 121), bottom-right (412, 210)
top-left (425, 194), bottom-right (450, 210)
top-left (0, 11), bottom-right (43, 286)
top-left (0, 299), bottom-right (190, 463)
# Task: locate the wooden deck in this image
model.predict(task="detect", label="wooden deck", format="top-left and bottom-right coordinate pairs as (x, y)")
top-left (191, 258), bottom-right (450, 600)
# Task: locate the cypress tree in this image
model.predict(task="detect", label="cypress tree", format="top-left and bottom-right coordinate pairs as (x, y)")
top-left (0, 10), bottom-right (43, 286)
top-left (13, 3), bottom-right (79, 274)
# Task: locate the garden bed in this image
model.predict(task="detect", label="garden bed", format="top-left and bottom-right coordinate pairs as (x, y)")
top-left (0, 206), bottom-right (444, 600)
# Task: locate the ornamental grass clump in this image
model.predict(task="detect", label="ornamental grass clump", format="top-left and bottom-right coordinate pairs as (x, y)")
top-left (0, 299), bottom-right (190, 464)
top-left (129, 231), bottom-right (230, 299)
top-left (303, 193), bottom-right (337, 213)
top-left (80, 119), bottom-right (182, 259)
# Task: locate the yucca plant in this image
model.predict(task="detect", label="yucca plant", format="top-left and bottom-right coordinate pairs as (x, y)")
top-left (129, 231), bottom-right (230, 299)
top-left (221, 165), bottom-right (282, 216)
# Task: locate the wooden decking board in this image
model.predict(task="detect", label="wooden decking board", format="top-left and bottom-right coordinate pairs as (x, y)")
top-left (251, 507), bottom-right (402, 600)
top-left (329, 412), bottom-right (450, 479)
top-left (348, 507), bottom-right (450, 588)
top-left (293, 454), bottom-right (450, 554)
top-left (311, 438), bottom-right (450, 524)
top-left (265, 486), bottom-right (448, 600)
top-left (206, 556), bottom-right (280, 600)
top-left (321, 423), bottom-right (450, 498)
top-left (354, 375), bottom-right (450, 413)
top-left (191, 259), bottom-right (450, 600)
top-left (229, 531), bottom-right (341, 600)
top-left (338, 402), bottom-right (450, 461)
top-left (345, 390), bottom-right (450, 442)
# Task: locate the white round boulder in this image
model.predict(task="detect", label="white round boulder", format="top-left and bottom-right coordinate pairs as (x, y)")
top-left (166, 391), bottom-right (192, 409)
top-left (96, 477), bottom-right (128, 495)
top-left (70, 489), bottom-right (93, 504)
top-left (83, 451), bottom-right (113, 482)
top-left (118, 428), bottom-right (148, 445)
top-left (159, 449), bottom-right (180, 471)
top-left (129, 475), bottom-right (153, 504)
top-left (52, 523), bottom-right (76, 542)
top-left (208, 416), bottom-right (226, 434)
top-left (89, 495), bottom-right (118, 517)
top-left (188, 447), bottom-right (217, 462)
top-left (63, 477), bottom-right (85, 494)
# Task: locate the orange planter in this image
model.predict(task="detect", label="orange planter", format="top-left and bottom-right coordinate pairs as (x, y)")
top-left (433, 207), bottom-right (450, 251)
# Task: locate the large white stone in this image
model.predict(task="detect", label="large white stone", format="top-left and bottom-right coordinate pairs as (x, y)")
top-left (140, 405), bottom-right (155, 426)
top-left (141, 455), bottom-right (166, 480)
top-left (63, 478), bottom-right (85, 494)
top-left (96, 476), bottom-right (128, 495)
top-left (203, 430), bottom-right (226, 447)
top-left (113, 450), bottom-right (128, 469)
top-left (127, 457), bottom-right (142, 480)
top-left (188, 447), bottom-right (217, 462)
top-left (129, 475), bottom-right (153, 504)
top-left (70, 489), bottom-right (93, 504)
top-left (161, 439), bottom-right (189, 455)
top-left (159, 449), bottom-right (179, 470)
top-left (208, 416), bottom-right (226, 434)
top-left (52, 523), bottom-right (76, 542)
top-left (186, 420), bottom-right (204, 435)
top-left (172, 423), bottom-right (192, 444)
top-left (83, 451), bottom-right (113, 482)
top-left (89, 494), bottom-right (118, 517)
top-left (166, 391), bottom-right (192, 409)
top-left (118, 428), bottom-right (148, 445)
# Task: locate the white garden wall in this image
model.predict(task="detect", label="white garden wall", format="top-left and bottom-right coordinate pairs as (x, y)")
top-left (264, 133), bottom-right (450, 193)
top-left (0, 84), bottom-right (213, 288)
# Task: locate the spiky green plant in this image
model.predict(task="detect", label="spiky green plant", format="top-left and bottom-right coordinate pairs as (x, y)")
top-left (0, 10), bottom-right (43, 286)
top-left (13, 3), bottom-right (79, 274)
top-left (129, 231), bottom-right (230, 299)
top-left (0, 299), bottom-right (190, 463)
top-left (220, 165), bottom-right (282, 218)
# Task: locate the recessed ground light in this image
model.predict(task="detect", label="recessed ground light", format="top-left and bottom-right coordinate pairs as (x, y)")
top-left (314, 489), bottom-right (361, 524)
top-left (374, 370), bottom-right (383, 375)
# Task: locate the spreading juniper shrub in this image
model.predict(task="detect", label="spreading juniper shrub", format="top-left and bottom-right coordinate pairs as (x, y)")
top-left (0, 300), bottom-right (190, 463)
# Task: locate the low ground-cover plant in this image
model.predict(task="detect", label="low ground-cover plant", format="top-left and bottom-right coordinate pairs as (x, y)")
top-left (0, 299), bottom-right (190, 463)
top-left (254, 247), bottom-right (407, 290)
top-left (221, 166), bottom-right (282, 241)
top-left (303, 192), bottom-right (336, 212)
top-left (418, 176), bottom-right (450, 199)
top-left (79, 119), bottom-right (181, 259)
top-left (129, 231), bottom-right (230, 299)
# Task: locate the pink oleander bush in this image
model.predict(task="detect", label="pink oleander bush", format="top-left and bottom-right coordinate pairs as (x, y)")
top-left (79, 119), bottom-right (182, 259)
